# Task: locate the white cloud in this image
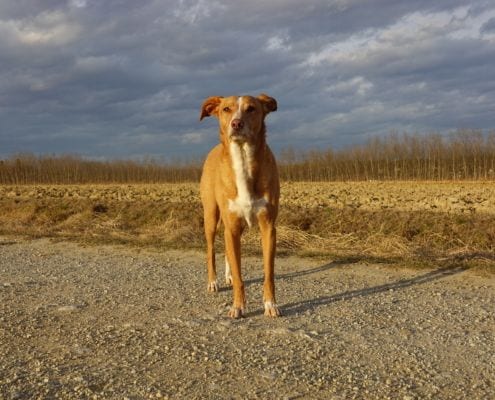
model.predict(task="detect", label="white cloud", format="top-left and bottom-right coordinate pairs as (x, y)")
top-left (265, 33), bottom-right (292, 52)
top-left (69, 0), bottom-right (88, 8)
top-left (180, 132), bottom-right (205, 144)
top-left (325, 76), bottom-right (373, 96)
top-left (305, 5), bottom-right (495, 69)
top-left (4, 10), bottom-right (81, 46)
top-left (173, 0), bottom-right (225, 24)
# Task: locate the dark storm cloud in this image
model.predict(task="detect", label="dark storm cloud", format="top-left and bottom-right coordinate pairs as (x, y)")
top-left (481, 17), bottom-right (495, 33)
top-left (0, 0), bottom-right (494, 159)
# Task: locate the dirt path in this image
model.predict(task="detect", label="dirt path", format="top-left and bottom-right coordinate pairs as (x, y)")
top-left (1, 237), bottom-right (494, 399)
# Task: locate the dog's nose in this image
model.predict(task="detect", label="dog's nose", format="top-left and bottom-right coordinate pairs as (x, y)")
top-left (231, 119), bottom-right (244, 130)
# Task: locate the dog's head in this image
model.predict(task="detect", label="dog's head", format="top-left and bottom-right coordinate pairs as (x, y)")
top-left (200, 94), bottom-right (277, 145)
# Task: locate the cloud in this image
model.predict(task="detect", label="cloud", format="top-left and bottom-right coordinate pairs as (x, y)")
top-left (304, 5), bottom-right (492, 72)
top-left (0, 0), bottom-right (494, 159)
top-left (481, 17), bottom-right (495, 33)
top-left (325, 76), bottom-right (374, 97)
top-left (70, 0), bottom-right (88, 8)
top-left (0, 9), bottom-right (81, 47)
top-left (265, 32), bottom-right (292, 52)
top-left (180, 132), bottom-right (206, 144)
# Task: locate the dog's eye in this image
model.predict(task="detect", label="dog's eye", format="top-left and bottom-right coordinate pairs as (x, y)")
top-left (246, 105), bottom-right (255, 113)
top-left (223, 107), bottom-right (231, 112)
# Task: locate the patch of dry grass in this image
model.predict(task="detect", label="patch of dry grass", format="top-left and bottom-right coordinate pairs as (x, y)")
top-left (0, 182), bottom-right (494, 269)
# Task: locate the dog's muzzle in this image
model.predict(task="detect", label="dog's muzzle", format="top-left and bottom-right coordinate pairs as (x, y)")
top-left (231, 119), bottom-right (244, 130)
top-left (229, 119), bottom-right (249, 141)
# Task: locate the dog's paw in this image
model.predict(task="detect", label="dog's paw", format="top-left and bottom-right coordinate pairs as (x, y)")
top-left (228, 306), bottom-right (245, 319)
top-left (225, 275), bottom-right (233, 286)
top-left (207, 280), bottom-right (218, 292)
top-left (264, 301), bottom-right (282, 317)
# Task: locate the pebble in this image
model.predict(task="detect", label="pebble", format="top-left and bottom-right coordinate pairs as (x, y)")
top-left (57, 305), bottom-right (81, 312)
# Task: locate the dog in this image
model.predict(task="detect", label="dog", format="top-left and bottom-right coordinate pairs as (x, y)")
top-left (199, 94), bottom-right (281, 318)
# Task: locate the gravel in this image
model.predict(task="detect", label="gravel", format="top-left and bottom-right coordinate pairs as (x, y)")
top-left (1, 237), bottom-right (494, 399)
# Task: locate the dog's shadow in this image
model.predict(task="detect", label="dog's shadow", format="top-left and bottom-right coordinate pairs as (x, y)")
top-left (243, 259), bottom-right (468, 317)
top-left (243, 257), bottom-right (353, 286)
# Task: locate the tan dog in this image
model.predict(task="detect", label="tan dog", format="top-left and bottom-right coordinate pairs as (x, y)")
top-left (199, 94), bottom-right (281, 318)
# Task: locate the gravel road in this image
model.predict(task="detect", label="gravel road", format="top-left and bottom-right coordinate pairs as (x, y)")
top-left (1, 237), bottom-right (494, 399)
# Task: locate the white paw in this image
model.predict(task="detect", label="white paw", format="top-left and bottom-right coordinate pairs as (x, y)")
top-left (264, 301), bottom-right (281, 317)
top-left (228, 306), bottom-right (245, 319)
top-left (207, 280), bottom-right (218, 292)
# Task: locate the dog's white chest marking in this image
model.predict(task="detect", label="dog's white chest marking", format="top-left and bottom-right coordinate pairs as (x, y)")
top-left (228, 142), bottom-right (267, 227)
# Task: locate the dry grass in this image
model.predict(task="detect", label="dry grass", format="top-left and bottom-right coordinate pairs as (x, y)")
top-left (0, 182), bottom-right (494, 269)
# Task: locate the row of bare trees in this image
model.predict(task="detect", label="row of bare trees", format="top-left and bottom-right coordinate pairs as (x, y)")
top-left (1, 130), bottom-right (494, 184)
top-left (0, 154), bottom-right (201, 184)
top-left (279, 130), bottom-right (495, 181)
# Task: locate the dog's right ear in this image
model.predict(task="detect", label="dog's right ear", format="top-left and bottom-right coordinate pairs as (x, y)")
top-left (200, 96), bottom-right (223, 121)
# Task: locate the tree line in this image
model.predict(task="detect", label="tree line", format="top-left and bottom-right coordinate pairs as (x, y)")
top-left (0, 155), bottom-right (202, 184)
top-left (279, 130), bottom-right (495, 181)
top-left (1, 130), bottom-right (494, 184)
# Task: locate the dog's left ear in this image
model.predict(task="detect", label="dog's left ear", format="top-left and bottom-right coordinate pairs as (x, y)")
top-left (200, 96), bottom-right (223, 121)
top-left (258, 93), bottom-right (277, 114)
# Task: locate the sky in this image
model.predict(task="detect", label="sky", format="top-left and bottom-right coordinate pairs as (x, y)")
top-left (1, 0), bottom-right (495, 160)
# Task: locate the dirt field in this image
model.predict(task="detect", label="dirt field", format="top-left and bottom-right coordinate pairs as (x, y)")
top-left (1, 237), bottom-right (494, 399)
top-left (1, 181), bottom-right (495, 214)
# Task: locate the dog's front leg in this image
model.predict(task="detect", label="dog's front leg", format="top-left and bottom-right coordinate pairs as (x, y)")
top-left (204, 205), bottom-right (220, 292)
top-left (224, 217), bottom-right (245, 318)
top-left (258, 211), bottom-right (281, 317)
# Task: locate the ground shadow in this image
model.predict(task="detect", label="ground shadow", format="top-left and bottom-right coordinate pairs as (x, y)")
top-left (281, 264), bottom-right (468, 316)
top-left (241, 255), bottom-right (399, 287)
top-left (242, 258), bottom-right (351, 286)
top-left (216, 259), bottom-right (350, 292)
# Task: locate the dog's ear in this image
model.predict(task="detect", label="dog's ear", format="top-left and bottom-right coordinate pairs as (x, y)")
top-left (258, 93), bottom-right (277, 114)
top-left (200, 96), bottom-right (223, 121)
